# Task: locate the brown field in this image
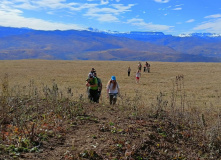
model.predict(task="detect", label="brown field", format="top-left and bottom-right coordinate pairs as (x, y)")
top-left (0, 60), bottom-right (221, 159)
top-left (0, 60), bottom-right (220, 107)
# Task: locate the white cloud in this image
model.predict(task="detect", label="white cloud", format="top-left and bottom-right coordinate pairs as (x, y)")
top-left (154, 0), bottom-right (170, 3)
top-left (127, 18), bottom-right (173, 31)
top-left (68, 3), bottom-right (99, 11)
top-left (186, 19), bottom-right (195, 23)
top-left (193, 18), bottom-right (221, 33)
top-left (101, 0), bottom-right (109, 5)
top-left (0, 10), bottom-right (84, 30)
top-left (34, 0), bottom-right (71, 9)
top-left (7, 0), bottom-right (70, 10)
top-left (204, 14), bottom-right (221, 19)
top-left (111, 4), bottom-right (134, 13)
top-left (175, 4), bottom-right (183, 7)
top-left (0, 0), bottom-right (137, 30)
top-left (84, 11), bottom-right (119, 22)
top-left (1, 0), bottom-right (98, 12)
top-left (173, 7), bottom-right (182, 10)
top-left (97, 13), bottom-right (119, 22)
top-left (84, 3), bottom-right (134, 22)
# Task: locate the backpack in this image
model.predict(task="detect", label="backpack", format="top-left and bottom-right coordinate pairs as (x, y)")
top-left (97, 78), bottom-right (102, 91)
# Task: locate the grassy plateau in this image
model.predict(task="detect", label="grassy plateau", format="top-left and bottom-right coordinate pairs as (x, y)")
top-left (0, 60), bottom-right (221, 160)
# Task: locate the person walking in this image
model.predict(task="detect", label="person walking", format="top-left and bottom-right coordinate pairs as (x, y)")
top-left (106, 76), bottom-right (120, 105)
top-left (147, 63), bottom-right (150, 73)
top-left (93, 72), bottom-right (102, 102)
top-left (138, 62), bottom-right (142, 72)
top-left (88, 68), bottom-right (96, 77)
top-left (128, 66), bottom-right (131, 76)
top-left (86, 74), bottom-right (98, 103)
top-left (145, 62), bottom-right (150, 73)
top-left (136, 70), bottom-right (141, 83)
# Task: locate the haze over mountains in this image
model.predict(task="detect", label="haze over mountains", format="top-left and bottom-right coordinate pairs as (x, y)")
top-left (0, 26), bottom-right (221, 62)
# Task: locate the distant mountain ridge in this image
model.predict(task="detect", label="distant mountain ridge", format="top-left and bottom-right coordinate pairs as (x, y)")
top-left (0, 26), bottom-right (221, 62)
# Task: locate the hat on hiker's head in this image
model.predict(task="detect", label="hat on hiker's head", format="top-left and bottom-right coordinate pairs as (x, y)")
top-left (111, 76), bottom-right (116, 81)
top-left (91, 68), bottom-right (96, 73)
top-left (89, 73), bottom-right (93, 78)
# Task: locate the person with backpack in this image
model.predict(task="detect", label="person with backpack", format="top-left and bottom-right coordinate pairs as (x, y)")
top-left (106, 76), bottom-right (120, 105)
top-left (93, 72), bottom-right (102, 102)
top-left (86, 74), bottom-right (98, 103)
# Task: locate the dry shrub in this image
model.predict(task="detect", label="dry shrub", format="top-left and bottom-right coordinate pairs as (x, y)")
top-left (0, 77), bottom-right (87, 157)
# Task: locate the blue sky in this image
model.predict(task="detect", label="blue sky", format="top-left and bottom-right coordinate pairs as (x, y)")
top-left (0, 0), bottom-right (221, 35)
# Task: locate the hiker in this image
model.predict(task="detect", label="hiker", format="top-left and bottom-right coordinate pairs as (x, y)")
top-left (88, 68), bottom-right (96, 78)
top-left (146, 62), bottom-right (150, 73)
top-left (145, 62), bottom-right (148, 72)
top-left (143, 66), bottom-right (146, 72)
top-left (128, 66), bottom-right (131, 76)
top-left (136, 70), bottom-right (141, 83)
top-left (86, 74), bottom-right (98, 103)
top-left (138, 62), bottom-right (142, 72)
top-left (93, 72), bottom-right (102, 102)
top-left (106, 76), bottom-right (120, 105)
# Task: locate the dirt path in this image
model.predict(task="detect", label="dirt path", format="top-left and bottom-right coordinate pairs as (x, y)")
top-left (2, 104), bottom-right (216, 160)
top-left (19, 105), bottom-right (153, 159)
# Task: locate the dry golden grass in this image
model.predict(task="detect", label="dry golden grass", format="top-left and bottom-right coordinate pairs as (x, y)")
top-left (1, 60), bottom-right (221, 159)
top-left (0, 60), bottom-right (220, 109)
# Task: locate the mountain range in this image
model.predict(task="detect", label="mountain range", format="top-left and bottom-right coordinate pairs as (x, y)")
top-left (0, 26), bottom-right (221, 62)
